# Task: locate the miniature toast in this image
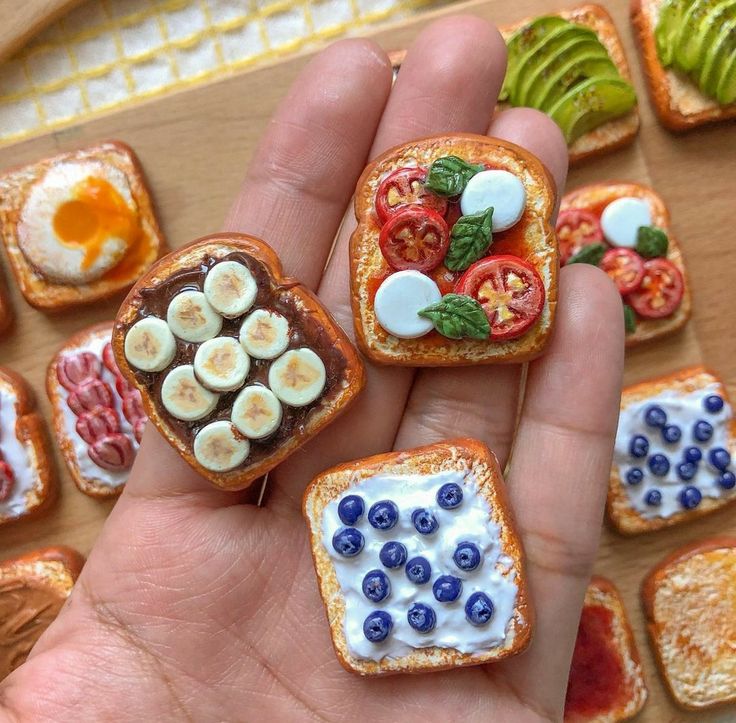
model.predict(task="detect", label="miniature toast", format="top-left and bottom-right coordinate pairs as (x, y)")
top-left (560, 182), bottom-right (690, 347)
top-left (564, 576), bottom-right (648, 722)
top-left (0, 366), bottom-right (55, 527)
top-left (0, 141), bottom-right (165, 310)
top-left (47, 321), bottom-right (146, 499)
top-left (631, 0), bottom-right (736, 131)
top-left (350, 134), bottom-right (557, 366)
top-left (303, 438), bottom-right (532, 676)
top-left (642, 537), bottom-right (736, 709)
top-left (608, 366), bottom-right (736, 535)
top-left (0, 545), bottom-right (83, 680)
top-left (113, 233), bottom-right (364, 491)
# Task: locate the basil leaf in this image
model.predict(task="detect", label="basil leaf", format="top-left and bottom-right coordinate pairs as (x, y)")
top-left (425, 156), bottom-right (484, 197)
top-left (636, 225), bottom-right (669, 258)
top-left (445, 207), bottom-right (494, 272)
top-left (566, 243), bottom-right (606, 267)
top-left (418, 294), bottom-right (490, 340)
top-left (623, 303), bottom-right (636, 334)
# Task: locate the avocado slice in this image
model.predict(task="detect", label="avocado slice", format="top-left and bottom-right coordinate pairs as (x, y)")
top-left (674, 0), bottom-right (736, 72)
top-left (548, 77), bottom-right (637, 143)
top-left (699, 14), bottom-right (736, 97)
top-left (716, 47), bottom-right (736, 102)
top-left (655, 0), bottom-right (697, 65)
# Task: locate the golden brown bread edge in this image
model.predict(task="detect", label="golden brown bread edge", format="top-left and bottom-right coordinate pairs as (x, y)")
top-left (350, 134), bottom-right (558, 366)
top-left (0, 545), bottom-right (85, 581)
top-left (641, 536), bottom-right (736, 710)
top-left (560, 181), bottom-right (691, 348)
top-left (113, 233), bottom-right (365, 492)
top-left (606, 366), bottom-right (736, 535)
top-left (0, 366), bottom-right (56, 528)
top-left (302, 438), bottom-right (533, 676)
top-left (631, 0), bottom-right (736, 131)
top-left (0, 140), bottom-right (166, 311)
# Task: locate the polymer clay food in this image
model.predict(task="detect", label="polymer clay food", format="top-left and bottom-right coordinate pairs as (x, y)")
top-left (608, 366), bottom-right (736, 534)
top-left (0, 282), bottom-right (11, 335)
top-left (0, 367), bottom-right (55, 528)
top-left (47, 322), bottom-right (146, 498)
top-left (0, 546), bottom-right (83, 680)
top-left (113, 233), bottom-right (364, 491)
top-left (632, 0), bottom-right (736, 130)
top-left (559, 182), bottom-right (690, 347)
top-left (564, 576), bottom-right (648, 722)
top-left (350, 135), bottom-right (557, 366)
top-left (642, 537), bottom-right (736, 709)
top-left (303, 438), bottom-right (531, 675)
top-left (0, 141), bottom-right (165, 310)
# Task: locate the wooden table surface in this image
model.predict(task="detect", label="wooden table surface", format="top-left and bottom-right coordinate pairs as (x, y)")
top-left (0, 0), bottom-right (734, 719)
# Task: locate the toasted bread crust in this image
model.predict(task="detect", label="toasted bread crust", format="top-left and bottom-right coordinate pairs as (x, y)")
top-left (0, 545), bottom-right (85, 580)
top-left (350, 134), bottom-right (557, 366)
top-left (0, 141), bottom-right (166, 310)
top-left (303, 438), bottom-right (532, 675)
top-left (631, 0), bottom-right (736, 131)
top-left (560, 182), bottom-right (691, 348)
top-left (113, 233), bottom-right (365, 491)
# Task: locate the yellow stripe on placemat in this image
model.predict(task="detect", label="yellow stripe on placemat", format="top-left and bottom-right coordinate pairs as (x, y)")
top-left (0, 0), bottom-right (450, 145)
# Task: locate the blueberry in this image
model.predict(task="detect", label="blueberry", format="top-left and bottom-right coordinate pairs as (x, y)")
top-left (630, 435), bottom-right (649, 458)
top-left (718, 471), bottom-right (736, 490)
top-left (662, 425), bottom-right (681, 444)
top-left (693, 420), bottom-right (714, 443)
top-left (626, 468), bottom-right (644, 486)
top-left (362, 570), bottom-right (391, 603)
top-left (407, 603), bottom-right (436, 633)
top-left (363, 611), bottom-right (392, 643)
top-left (331, 527), bottom-right (364, 557)
top-left (709, 447), bottom-right (732, 471)
top-left (453, 541), bottom-right (482, 572)
top-left (704, 394), bottom-right (724, 413)
top-left (337, 495), bottom-right (364, 525)
top-left (405, 556), bottom-right (431, 584)
top-left (679, 485), bottom-right (702, 510)
top-left (677, 461), bottom-right (697, 481)
top-left (433, 575), bottom-right (463, 603)
top-left (648, 454), bottom-right (670, 477)
top-left (379, 541), bottom-right (407, 569)
top-left (411, 508), bottom-right (439, 535)
top-left (436, 482), bottom-right (463, 509)
top-left (645, 489), bottom-right (662, 506)
top-left (465, 591), bottom-right (495, 626)
top-left (367, 500), bottom-right (399, 530)
top-left (644, 405), bottom-right (667, 428)
top-left (684, 446), bottom-right (702, 464)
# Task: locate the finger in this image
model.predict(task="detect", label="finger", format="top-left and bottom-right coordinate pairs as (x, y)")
top-left (498, 264), bottom-right (624, 717)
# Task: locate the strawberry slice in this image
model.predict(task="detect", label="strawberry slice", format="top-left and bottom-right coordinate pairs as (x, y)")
top-left (88, 433), bottom-right (134, 472)
top-left (75, 407), bottom-right (120, 444)
top-left (133, 417), bottom-right (146, 443)
top-left (67, 379), bottom-right (114, 416)
top-left (122, 389), bottom-right (145, 424)
top-left (101, 342), bottom-right (119, 375)
top-left (57, 352), bottom-right (101, 391)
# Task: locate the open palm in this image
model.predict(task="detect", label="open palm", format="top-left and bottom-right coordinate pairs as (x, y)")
top-left (0, 16), bottom-right (624, 723)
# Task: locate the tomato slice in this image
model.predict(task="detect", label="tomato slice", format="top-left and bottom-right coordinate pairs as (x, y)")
top-left (556, 209), bottom-right (604, 264)
top-left (379, 207), bottom-right (450, 272)
top-left (626, 258), bottom-right (683, 319)
top-left (600, 248), bottom-right (645, 295)
top-left (375, 167), bottom-right (447, 224)
top-left (455, 255), bottom-right (545, 340)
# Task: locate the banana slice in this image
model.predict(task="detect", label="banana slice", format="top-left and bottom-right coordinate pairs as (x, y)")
top-left (203, 261), bottom-right (258, 318)
top-left (160, 365), bottom-right (218, 421)
top-left (193, 336), bottom-right (250, 392)
top-left (231, 385), bottom-right (283, 439)
top-left (124, 317), bottom-right (177, 372)
top-left (268, 348), bottom-right (326, 407)
top-left (193, 420), bottom-right (250, 472)
top-left (239, 309), bottom-right (290, 359)
top-left (167, 291), bottom-right (222, 342)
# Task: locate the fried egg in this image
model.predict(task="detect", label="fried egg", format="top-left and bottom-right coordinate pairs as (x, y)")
top-left (17, 161), bottom-right (142, 284)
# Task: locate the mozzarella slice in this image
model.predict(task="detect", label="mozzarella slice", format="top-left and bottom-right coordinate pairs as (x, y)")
top-left (193, 336), bottom-right (250, 392)
top-left (193, 420), bottom-right (250, 471)
top-left (460, 170), bottom-right (526, 231)
top-left (600, 197), bottom-right (652, 248)
top-left (167, 290), bottom-right (222, 342)
top-left (124, 317), bottom-right (176, 372)
top-left (203, 261), bottom-right (258, 318)
top-left (231, 385), bottom-right (283, 438)
top-left (374, 270), bottom-right (441, 339)
top-left (239, 309), bottom-right (290, 359)
top-left (268, 348), bottom-right (326, 407)
top-left (160, 365), bottom-right (218, 421)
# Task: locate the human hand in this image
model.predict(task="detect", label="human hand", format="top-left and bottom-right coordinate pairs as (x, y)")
top-left (0, 16), bottom-right (623, 722)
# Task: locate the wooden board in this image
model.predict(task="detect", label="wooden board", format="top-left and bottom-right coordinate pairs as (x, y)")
top-left (0, 0), bottom-right (734, 718)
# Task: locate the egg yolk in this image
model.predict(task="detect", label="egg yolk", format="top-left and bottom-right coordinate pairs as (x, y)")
top-left (52, 177), bottom-right (141, 271)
